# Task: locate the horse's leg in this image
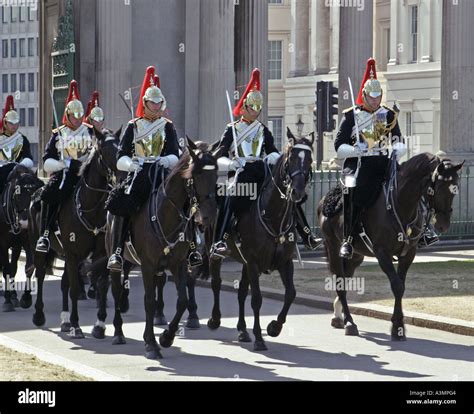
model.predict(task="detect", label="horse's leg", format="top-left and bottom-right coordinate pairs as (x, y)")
top-left (375, 247), bottom-right (407, 341)
top-left (237, 264), bottom-right (251, 342)
top-left (185, 274), bottom-right (200, 329)
top-left (66, 255), bottom-right (84, 338)
top-left (20, 235), bottom-right (34, 308)
top-left (32, 252), bottom-right (47, 326)
top-left (1, 246), bottom-right (14, 312)
top-left (207, 258), bottom-right (222, 330)
top-left (142, 263), bottom-right (162, 358)
top-left (110, 270), bottom-right (126, 345)
top-left (92, 262), bottom-right (109, 340)
top-left (60, 269), bottom-right (71, 332)
top-left (159, 263), bottom-right (189, 349)
top-left (267, 258), bottom-right (297, 338)
top-left (154, 271), bottom-right (167, 325)
top-left (391, 247), bottom-right (416, 340)
top-left (119, 260), bottom-right (132, 314)
top-left (247, 263), bottom-right (266, 351)
top-left (9, 244), bottom-right (21, 308)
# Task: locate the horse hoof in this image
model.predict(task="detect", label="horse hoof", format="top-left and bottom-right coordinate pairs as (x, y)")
top-left (119, 297), bottom-right (129, 314)
top-left (20, 293), bottom-right (32, 309)
top-left (60, 322), bottom-right (71, 332)
top-left (91, 325), bottom-right (106, 339)
top-left (253, 340), bottom-right (267, 351)
top-left (87, 287), bottom-right (96, 299)
top-left (2, 302), bottom-right (15, 312)
top-left (331, 317), bottom-right (344, 329)
top-left (145, 344), bottom-right (163, 360)
top-left (238, 330), bottom-right (251, 343)
top-left (391, 326), bottom-right (407, 341)
top-left (78, 291), bottom-right (87, 301)
top-left (112, 335), bottom-right (126, 345)
top-left (11, 295), bottom-right (20, 308)
top-left (266, 320), bottom-right (283, 338)
top-left (153, 315), bottom-right (168, 326)
top-left (159, 330), bottom-right (174, 348)
top-left (32, 312), bottom-right (45, 327)
top-left (344, 323), bottom-right (359, 336)
top-left (68, 327), bottom-right (85, 339)
top-left (207, 317), bottom-right (221, 331)
top-left (185, 318), bottom-right (201, 330)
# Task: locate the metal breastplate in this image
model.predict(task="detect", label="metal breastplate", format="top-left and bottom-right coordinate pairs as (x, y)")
top-left (56, 124), bottom-right (94, 161)
top-left (133, 118), bottom-right (166, 158)
top-left (353, 107), bottom-right (391, 149)
top-left (0, 132), bottom-right (23, 162)
top-left (234, 121), bottom-right (264, 157)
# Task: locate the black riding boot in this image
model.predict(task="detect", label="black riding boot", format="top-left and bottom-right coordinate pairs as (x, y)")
top-left (107, 216), bottom-right (128, 272)
top-left (35, 201), bottom-right (51, 253)
top-left (295, 204), bottom-right (323, 250)
top-left (188, 225), bottom-right (203, 268)
top-left (339, 187), bottom-right (354, 259)
top-left (210, 197), bottom-right (232, 259)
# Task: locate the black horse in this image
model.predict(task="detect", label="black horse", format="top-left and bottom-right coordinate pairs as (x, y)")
top-left (29, 128), bottom-right (120, 337)
top-left (206, 129), bottom-right (314, 351)
top-left (0, 164), bottom-right (43, 311)
top-left (98, 140), bottom-right (218, 359)
top-left (318, 152), bottom-right (462, 340)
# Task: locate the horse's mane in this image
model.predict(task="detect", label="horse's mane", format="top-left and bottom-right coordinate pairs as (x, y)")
top-left (165, 148), bottom-right (217, 184)
top-left (399, 152), bottom-right (439, 179)
top-left (7, 164), bottom-right (42, 186)
top-left (78, 146), bottom-right (98, 177)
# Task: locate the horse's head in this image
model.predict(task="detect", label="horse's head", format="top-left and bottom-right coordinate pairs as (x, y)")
top-left (91, 127), bottom-right (121, 181)
top-left (284, 127), bottom-right (314, 202)
top-left (184, 136), bottom-right (218, 227)
top-left (7, 164), bottom-right (44, 227)
top-left (425, 158), bottom-right (464, 233)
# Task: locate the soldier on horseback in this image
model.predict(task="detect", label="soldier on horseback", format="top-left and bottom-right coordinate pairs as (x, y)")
top-left (36, 80), bottom-right (94, 253)
top-left (0, 95), bottom-right (35, 194)
top-left (335, 58), bottom-right (438, 260)
top-left (107, 66), bottom-right (180, 272)
top-left (84, 91), bottom-right (106, 134)
top-left (210, 68), bottom-right (322, 259)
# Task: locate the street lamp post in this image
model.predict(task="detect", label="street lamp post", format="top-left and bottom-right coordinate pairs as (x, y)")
top-left (296, 115), bottom-right (304, 138)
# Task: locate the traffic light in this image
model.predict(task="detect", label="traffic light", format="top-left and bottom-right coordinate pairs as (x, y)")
top-left (325, 81), bottom-right (338, 132)
top-left (316, 81), bottom-right (327, 134)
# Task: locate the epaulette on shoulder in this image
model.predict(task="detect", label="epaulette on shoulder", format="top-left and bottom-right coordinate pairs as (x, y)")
top-left (343, 106), bottom-right (357, 114)
top-left (163, 117), bottom-right (173, 124)
top-left (52, 125), bottom-right (66, 134)
top-left (382, 104), bottom-right (395, 114)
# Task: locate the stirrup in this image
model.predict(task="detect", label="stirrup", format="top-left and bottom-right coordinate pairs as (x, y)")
top-left (304, 235), bottom-right (323, 251)
top-left (210, 241), bottom-right (228, 259)
top-left (188, 251), bottom-right (203, 268)
top-left (35, 236), bottom-right (50, 253)
top-left (339, 241), bottom-right (353, 259)
top-left (107, 254), bottom-right (123, 272)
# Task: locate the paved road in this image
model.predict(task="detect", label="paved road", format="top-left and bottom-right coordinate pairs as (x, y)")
top-left (0, 260), bottom-right (472, 381)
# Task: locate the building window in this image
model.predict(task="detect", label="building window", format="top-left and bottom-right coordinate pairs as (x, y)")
top-left (19, 108), bottom-right (26, 127)
top-left (268, 0), bottom-right (283, 3)
top-left (20, 73), bottom-right (25, 92)
top-left (405, 112), bottom-right (412, 137)
top-left (20, 38), bottom-right (25, 57)
top-left (28, 108), bottom-right (35, 127)
top-left (2, 74), bottom-right (8, 93)
top-left (1, 39), bottom-right (7, 58)
top-left (11, 39), bottom-right (17, 58)
top-left (268, 116), bottom-right (283, 150)
top-left (268, 40), bottom-right (282, 80)
top-left (10, 6), bottom-right (18, 22)
top-left (386, 28), bottom-right (391, 63)
top-left (28, 72), bottom-right (34, 92)
top-left (410, 5), bottom-right (418, 63)
top-left (19, 6), bottom-right (25, 22)
top-left (28, 37), bottom-right (34, 56)
top-left (11, 74), bottom-right (17, 92)
top-left (1, 6), bottom-right (7, 23)
top-left (28, 6), bottom-right (36, 21)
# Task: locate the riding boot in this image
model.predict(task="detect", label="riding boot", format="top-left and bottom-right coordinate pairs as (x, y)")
top-left (210, 197), bottom-right (232, 259)
top-left (339, 187), bottom-right (354, 259)
top-left (35, 201), bottom-right (51, 253)
top-left (107, 216), bottom-right (128, 272)
top-left (295, 203), bottom-right (323, 250)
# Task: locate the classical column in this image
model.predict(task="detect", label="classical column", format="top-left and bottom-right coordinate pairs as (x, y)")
top-left (337, 2), bottom-right (374, 115)
top-left (234, 0), bottom-right (268, 122)
top-left (289, 0), bottom-right (310, 77)
top-left (196, 0), bottom-right (235, 143)
top-left (440, 0), bottom-right (474, 163)
top-left (388, 0), bottom-right (399, 66)
top-left (420, 0), bottom-right (431, 63)
top-left (329, 4), bottom-right (339, 73)
top-left (311, 0), bottom-right (329, 74)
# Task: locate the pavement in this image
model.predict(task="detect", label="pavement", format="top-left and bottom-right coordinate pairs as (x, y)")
top-left (0, 253), bottom-right (473, 381)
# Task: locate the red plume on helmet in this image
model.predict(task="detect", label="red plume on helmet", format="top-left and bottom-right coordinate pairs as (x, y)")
top-left (233, 68), bottom-right (261, 117)
top-left (356, 58), bottom-right (377, 106)
top-left (62, 79), bottom-right (81, 124)
top-left (1, 95), bottom-right (15, 130)
top-left (153, 75), bottom-right (160, 88)
top-left (84, 91), bottom-right (100, 120)
top-left (135, 66), bottom-right (156, 118)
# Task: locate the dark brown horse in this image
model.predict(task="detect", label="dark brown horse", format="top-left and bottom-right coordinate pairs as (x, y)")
top-left (318, 152), bottom-right (462, 340)
top-left (206, 130), bottom-right (314, 351)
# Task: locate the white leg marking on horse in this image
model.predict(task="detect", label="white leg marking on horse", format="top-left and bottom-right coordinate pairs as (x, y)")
top-left (95, 320), bottom-right (106, 329)
top-left (60, 311), bottom-right (70, 323)
top-left (333, 296), bottom-right (343, 319)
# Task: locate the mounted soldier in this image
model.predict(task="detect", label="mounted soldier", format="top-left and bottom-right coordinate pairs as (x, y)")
top-left (335, 58), bottom-right (437, 260)
top-left (107, 66), bottom-right (180, 272)
top-left (36, 80), bottom-right (94, 253)
top-left (0, 95), bottom-right (35, 194)
top-left (210, 68), bottom-right (322, 259)
top-left (84, 90), bottom-right (106, 135)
